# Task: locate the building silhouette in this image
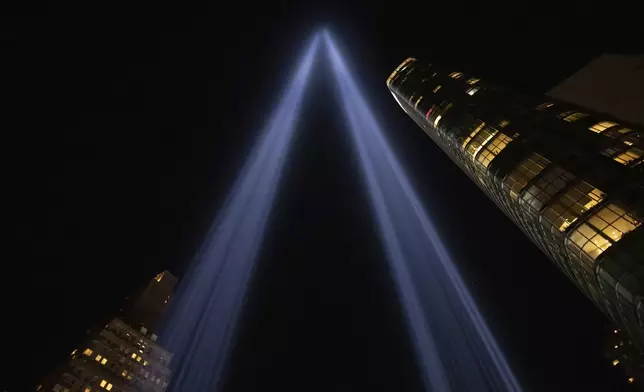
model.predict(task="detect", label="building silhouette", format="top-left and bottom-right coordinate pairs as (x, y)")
top-left (124, 271), bottom-right (178, 334)
top-left (38, 272), bottom-right (176, 392)
top-left (386, 57), bottom-right (643, 347)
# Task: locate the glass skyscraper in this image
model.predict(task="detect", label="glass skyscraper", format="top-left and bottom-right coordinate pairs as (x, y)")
top-left (387, 57), bottom-right (643, 347)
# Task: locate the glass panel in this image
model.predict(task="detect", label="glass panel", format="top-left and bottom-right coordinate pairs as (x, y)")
top-left (503, 152), bottom-right (551, 200)
top-left (588, 215), bottom-right (609, 230)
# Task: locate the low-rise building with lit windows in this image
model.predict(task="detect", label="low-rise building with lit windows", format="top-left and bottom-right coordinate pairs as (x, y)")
top-left (40, 318), bottom-right (172, 392)
top-left (38, 271), bottom-right (176, 392)
top-left (386, 57), bottom-right (644, 348)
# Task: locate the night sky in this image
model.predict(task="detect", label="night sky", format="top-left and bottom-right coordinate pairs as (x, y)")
top-left (6, 1), bottom-right (642, 391)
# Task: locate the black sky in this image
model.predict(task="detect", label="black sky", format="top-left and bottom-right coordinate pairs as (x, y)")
top-left (5, 0), bottom-right (642, 390)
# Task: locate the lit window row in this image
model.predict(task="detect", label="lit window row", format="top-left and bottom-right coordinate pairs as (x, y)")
top-left (540, 182), bottom-right (605, 233)
top-left (425, 105), bottom-right (435, 120)
top-left (387, 57), bottom-right (416, 86)
top-left (503, 153), bottom-right (552, 201)
top-left (100, 379), bottom-right (113, 390)
top-left (466, 77), bottom-right (480, 85)
top-left (414, 96), bottom-right (423, 108)
top-left (498, 119), bottom-right (511, 128)
top-left (589, 121), bottom-right (618, 134)
top-left (433, 85), bottom-right (442, 93)
top-left (520, 166), bottom-right (575, 215)
top-left (131, 352), bottom-right (143, 362)
top-left (559, 111), bottom-right (588, 122)
top-left (95, 354), bottom-right (108, 365)
top-left (154, 272), bottom-right (165, 282)
top-left (428, 101), bottom-right (453, 128)
top-left (449, 71), bottom-right (463, 79)
top-left (466, 86), bottom-right (480, 96)
top-left (465, 126), bottom-right (498, 159)
top-left (535, 102), bottom-right (554, 111)
top-left (461, 121), bottom-right (486, 148)
top-left (601, 146), bottom-right (643, 166)
top-left (566, 203), bottom-right (641, 261)
top-left (476, 132), bottom-right (514, 168)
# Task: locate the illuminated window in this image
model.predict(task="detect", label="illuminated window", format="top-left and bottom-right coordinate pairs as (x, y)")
top-left (466, 78), bottom-right (480, 85)
top-left (629, 378), bottom-right (635, 383)
top-left (414, 96), bottom-right (423, 108)
top-left (131, 353), bottom-right (137, 359)
top-left (566, 203), bottom-right (641, 261)
top-left (100, 380), bottom-right (107, 388)
top-left (449, 71), bottom-right (463, 79)
top-left (466, 86), bottom-right (480, 96)
top-left (520, 166), bottom-right (575, 215)
top-left (433, 85), bottom-right (442, 93)
top-left (601, 146), bottom-right (643, 166)
top-left (101, 358), bottom-right (108, 365)
top-left (137, 356), bottom-right (142, 362)
top-left (85, 388), bottom-right (91, 392)
top-left (465, 126), bottom-right (498, 159)
top-left (461, 121), bottom-right (486, 148)
top-left (536, 102), bottom-right (554, 110)
top-left (498, 119), bottom-right (510, 128)
top-left (70, 349), bottom-right (77, 356)
top-left (541, 182), bottom-right (605, 233)
top-left (143, 360), bottom-right (148, 366)
top-left (613, 359), bottom-right (620, 366)
top-left (122, 371), bottom-right (128, 377)
top-left (614, 148), bottom-right (643, 166)
top-left (425, 105), bottom-right (435, 120)
top-left (155, 272), bottom-right (165, 282)
top-left (589, 121), bottom-right (618, 134)
top-left (387, 58), bottom-right (416, 85)
top-left (558, 111), bottom-right (588, 122)
top-left (106, 384), bottom-right (112, 391)
top-left (95, 355), bottom-right (102, 362)
top-left (476, 133), bottom-right (514, 168)
top-left (83, 348), bottom-right (93, 356)
top-left (434, 115), bottom-right (442, 127)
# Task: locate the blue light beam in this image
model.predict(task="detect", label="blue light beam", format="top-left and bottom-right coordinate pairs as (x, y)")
top-left (161, 33), bottom-right (320, 392)
top-left (324, 31), bottom-right (521, 392)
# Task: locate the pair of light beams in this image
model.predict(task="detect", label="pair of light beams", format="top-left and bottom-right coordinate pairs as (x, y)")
top-left (161, 31), bottom-right (522, 392)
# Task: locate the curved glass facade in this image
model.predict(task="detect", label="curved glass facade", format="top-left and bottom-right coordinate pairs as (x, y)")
top-left (387, 58), bottom-right (644, 347)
